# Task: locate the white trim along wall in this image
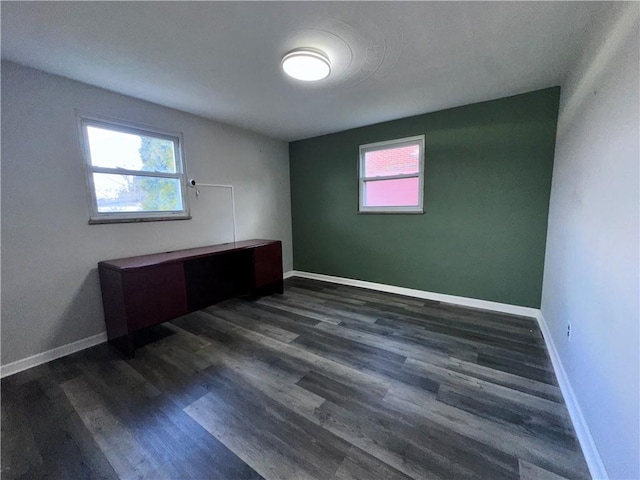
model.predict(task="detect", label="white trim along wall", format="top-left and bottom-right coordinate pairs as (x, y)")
top-left (290, 270), bottom-right (607, 480)
top-left (0, 270), bottom-right (607, 480)
top-left (291, 271), bottom-right (538, 318)
top-left (535, 311), bottom-right (609, 480)
top-left (0, 332), bottom-right (107, 378)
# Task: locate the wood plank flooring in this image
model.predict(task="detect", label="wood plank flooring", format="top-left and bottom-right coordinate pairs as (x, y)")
top-left (1, 277), bottom-right (590, 479)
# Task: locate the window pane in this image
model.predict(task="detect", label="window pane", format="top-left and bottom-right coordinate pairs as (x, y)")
top-left (364, 177), bottom-right (419, 207)
top-left (93, 173), bottom-right (183, 212)
top-left (86, 126), bottom-right (177, 173)
top-left (364, 144), bottom-right (419, 177)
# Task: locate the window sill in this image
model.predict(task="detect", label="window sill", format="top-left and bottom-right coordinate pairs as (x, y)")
top-left (89, 215), bottom-right (192, 225)
top-left (357, 210), bottom-right (424, 215)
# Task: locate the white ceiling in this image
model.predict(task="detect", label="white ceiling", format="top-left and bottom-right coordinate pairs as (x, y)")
top-left (1, 1), bottom-right (608, 141)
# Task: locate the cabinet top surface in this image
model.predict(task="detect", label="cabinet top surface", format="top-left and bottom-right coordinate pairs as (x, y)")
top-left (98, 239), bottom-right (280, 271)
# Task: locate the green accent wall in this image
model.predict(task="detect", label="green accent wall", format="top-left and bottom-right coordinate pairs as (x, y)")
top-left (289, 88), bottom-right (560, 308)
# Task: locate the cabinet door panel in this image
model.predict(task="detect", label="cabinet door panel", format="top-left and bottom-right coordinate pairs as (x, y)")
top-left (146, 263), bottom-right (188, 324)
top-left (122, 270), bottom-right (153, 330)
top-left (254, 242), bottom-right (283, 288)
top-left (125, 263), bottom-right (187, 330)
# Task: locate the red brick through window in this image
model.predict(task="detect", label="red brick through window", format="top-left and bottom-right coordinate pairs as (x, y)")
top-left (363, 144), bottom-right (420, 207)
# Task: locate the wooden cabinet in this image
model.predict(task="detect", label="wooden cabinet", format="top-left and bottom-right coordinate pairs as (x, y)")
top-left (98, 239), bottom-right (283, 357)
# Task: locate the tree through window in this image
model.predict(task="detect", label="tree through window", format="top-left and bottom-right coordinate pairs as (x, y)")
top-left (79, 116), bottom-right (190, 223)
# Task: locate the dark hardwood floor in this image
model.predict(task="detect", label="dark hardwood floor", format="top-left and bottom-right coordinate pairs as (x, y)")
top-left (1, 277), bottom-right (590, 480)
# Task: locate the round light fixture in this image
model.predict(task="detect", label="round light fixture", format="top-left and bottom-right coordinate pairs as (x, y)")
top-left (281, 48), bottom-right (331, 82)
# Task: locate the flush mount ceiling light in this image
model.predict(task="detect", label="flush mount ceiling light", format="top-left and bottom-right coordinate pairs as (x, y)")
top-left (281, 48), bottom-right (331, 82)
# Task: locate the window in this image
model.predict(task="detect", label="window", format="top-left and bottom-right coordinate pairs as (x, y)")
top-left (79, 116), bottom-right (190, 223)
top-left (359, 135), bottom-right (425, 213)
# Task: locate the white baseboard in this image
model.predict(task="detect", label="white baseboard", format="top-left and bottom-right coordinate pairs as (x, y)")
top-left (0, 271), bottom-right (607, 480)
top-left (0, 332), bottom-right (107, 379)
top-left (289, 270), bottom-right (539, 318)
top-left (535, 312), bottom-right (608, 480)
top-left (0, 271), bottom-right (296, 378)
top-left (0, 271), bottom-right (295, 378)
top-left (288, 270), bottom-right (606, 480)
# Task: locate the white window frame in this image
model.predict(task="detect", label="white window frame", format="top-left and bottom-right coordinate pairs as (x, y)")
top-left (358, 135), bottom-right (425, 214)
top-left (78, 114), bottom-right (191, 224)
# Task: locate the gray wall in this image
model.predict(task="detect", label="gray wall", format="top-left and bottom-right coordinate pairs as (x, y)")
top-left (1, 61), bottom-right (293, 366)
top-left (541, 4), bottom-right (639, 479)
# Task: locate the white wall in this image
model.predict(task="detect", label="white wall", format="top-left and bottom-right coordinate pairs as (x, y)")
top-left (541, 4), bottom-right (639, 479)
top-left (1, 61), bottom-right (293, 366)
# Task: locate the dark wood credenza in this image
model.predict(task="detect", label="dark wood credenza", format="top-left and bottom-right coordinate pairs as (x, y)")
top-left (98, 239), bottom-right (283, 357)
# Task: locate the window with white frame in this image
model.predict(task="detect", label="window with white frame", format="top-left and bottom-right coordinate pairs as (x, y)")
top-left (79, 116), bottom-right (190, 224)
top-left (358, 135), bottom-right (425, 213)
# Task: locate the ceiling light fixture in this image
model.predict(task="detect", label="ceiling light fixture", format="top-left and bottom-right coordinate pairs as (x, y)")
top-left (281, 48), bottom-right (331, 82)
